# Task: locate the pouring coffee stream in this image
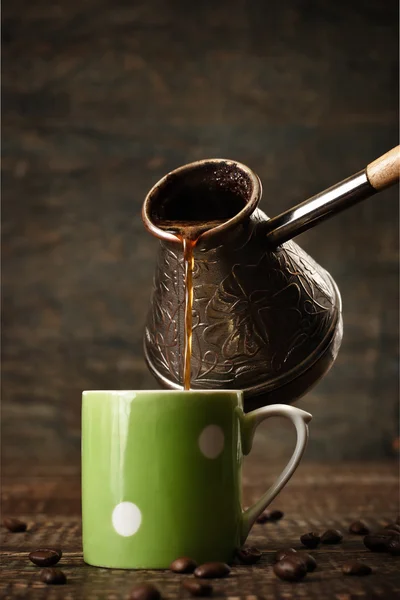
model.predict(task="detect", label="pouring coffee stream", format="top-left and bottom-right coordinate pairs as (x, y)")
top-left (152, 210), bottom-right (247, 390)
top-left (182, 237), bottom-right (195, 390)
top-left (142, 146), bottom-right (399, 405)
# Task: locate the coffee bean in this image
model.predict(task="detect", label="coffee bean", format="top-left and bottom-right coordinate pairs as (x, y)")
top-left (182, 578), bottom-right (213, 597)
top-left (321, 529), bottom-right (343, 544)
top-left (29, 548), bottom-right (62, 567)
top-left (235, 546), bottom-right (262, 564)
top-left (170, 557), bottom-right (197, 574)
top-left (363, 534), bottom-right (391, 552)
top-left (384, 523), bottom-right (400, 534)
top-left (3, 517), bottom-right (27, 532)
top-left (274, 548), bottom-right (297, 562)
top-left (300, 532), bottom-right (320, 549)
top-left (381, 529), bottom-right (400, 539)
top-left (349, 521), bottom-right (369, 535)
top-left (129, 583), bottom-right (161, 600)
top-left (375, 528), bottom-right (400, 539)
top-left (256, 509), bottom-right (284, 523)
top-left (269, 510), bottom-right (284, 521)
top-left (342, 561), bottom-right (372, 576)
top-left (273, 556), bottom-right (307, 582)
top-left (302, 553), bottom-right (317, 572)
top-left (40, 568), bottom-right (67, 585)
top-left (194, 562), bottom-right (230, 579)
top-left (387, 538), bottom-right (400, 556)
top-left (256, 512), bottom-right (269, 524)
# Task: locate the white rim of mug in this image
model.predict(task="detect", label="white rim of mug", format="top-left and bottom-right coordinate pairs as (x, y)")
top-left (82, 389), bottom-right (243, 395)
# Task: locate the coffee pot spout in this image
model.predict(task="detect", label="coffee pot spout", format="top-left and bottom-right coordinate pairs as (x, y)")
top-left (264, 146), bottom-right (399, 247)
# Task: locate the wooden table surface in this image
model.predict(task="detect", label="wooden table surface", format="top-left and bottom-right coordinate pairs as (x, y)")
top-left (1, 461), bottom-right (399, 599)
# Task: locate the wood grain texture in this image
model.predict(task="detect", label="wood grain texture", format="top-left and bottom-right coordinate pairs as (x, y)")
top-left (1, 463), bottom-right (399, 599)
top-left (366, 146), bottom-right (400, 190)
top-left (1, 0), bottom-right (399, 469)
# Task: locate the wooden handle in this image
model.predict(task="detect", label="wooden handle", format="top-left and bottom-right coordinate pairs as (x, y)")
top-left (366, 145), bottom-right (400, 190)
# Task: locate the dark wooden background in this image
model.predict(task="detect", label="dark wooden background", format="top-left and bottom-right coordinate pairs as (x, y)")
top-left (1, 0), bottom-right (399, 473)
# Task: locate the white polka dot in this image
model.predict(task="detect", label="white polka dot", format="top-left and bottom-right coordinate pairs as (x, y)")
top-left (112, 501), bottom-right (142, 537)
top-left (198, 424), bottom-right (225, 459)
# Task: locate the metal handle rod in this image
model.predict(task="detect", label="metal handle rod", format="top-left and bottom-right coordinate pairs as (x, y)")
top-left (265, 146), bottom-right (399, 247)
top-left (264, 171), bottom-right (374, 247)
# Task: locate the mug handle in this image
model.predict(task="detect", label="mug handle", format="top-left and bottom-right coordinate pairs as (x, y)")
top-left (240, 404), bottom-right (312, 544)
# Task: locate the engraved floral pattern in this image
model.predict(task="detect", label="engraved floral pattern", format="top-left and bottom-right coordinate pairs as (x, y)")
top-left (145, 244), bottom-right (183, 382)
top-left (144, 222), bottom-right (340, 391)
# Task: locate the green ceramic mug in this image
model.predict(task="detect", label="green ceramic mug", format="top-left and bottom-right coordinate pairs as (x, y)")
top-left (82, 390), bottom-right (311, 569)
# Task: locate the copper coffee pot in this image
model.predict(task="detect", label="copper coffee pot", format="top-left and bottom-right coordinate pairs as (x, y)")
top-left (142, 147), bottom-right (399, 411)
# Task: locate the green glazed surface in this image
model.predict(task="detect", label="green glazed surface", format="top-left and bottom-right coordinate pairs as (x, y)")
top-left (82, 390), bottom-right (244, 568)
